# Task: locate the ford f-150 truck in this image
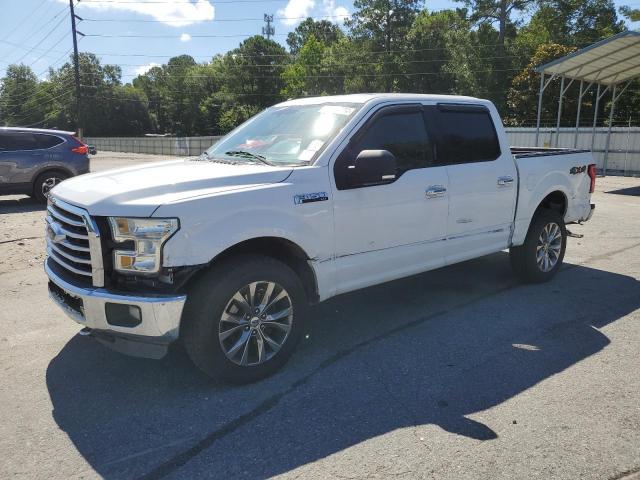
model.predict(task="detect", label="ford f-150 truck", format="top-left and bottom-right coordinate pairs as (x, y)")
top-left (44, 94), bottom-right (596, 383)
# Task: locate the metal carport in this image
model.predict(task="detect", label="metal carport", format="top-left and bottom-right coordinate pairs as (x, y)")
top-left (535, 30), bottom-right (640, 175)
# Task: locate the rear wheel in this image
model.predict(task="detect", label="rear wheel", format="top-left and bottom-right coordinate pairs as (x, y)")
top-left (509, 209), bottom-right (567, 283)
top-left (182, 255), bottom-right (306, 383)
top-left (33, 170), bottom-right (68, 202)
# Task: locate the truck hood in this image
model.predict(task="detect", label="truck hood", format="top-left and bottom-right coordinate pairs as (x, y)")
top-left (52, 159), bottom-right (293, 217)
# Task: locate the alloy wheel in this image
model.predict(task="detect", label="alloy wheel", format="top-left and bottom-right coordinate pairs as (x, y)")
top-left (218, 281), bottom-right (293, 366)
top-left (536, 222), bottom-right (562, 272)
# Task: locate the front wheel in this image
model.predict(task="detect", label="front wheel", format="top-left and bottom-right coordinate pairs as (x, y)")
top-left (182, 255), bottom-right (306, 384)
top-left (509, 209), bottom-right (567, 283)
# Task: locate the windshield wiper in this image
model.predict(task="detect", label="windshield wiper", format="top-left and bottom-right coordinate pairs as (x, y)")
top-left (224, 150), bottom-right (275, 166)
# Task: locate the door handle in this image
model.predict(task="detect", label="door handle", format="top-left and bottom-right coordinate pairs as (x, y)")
top-left (425, 185), bottom-right (447, 198)
top-left (497, 176), bottom-right (514, 186)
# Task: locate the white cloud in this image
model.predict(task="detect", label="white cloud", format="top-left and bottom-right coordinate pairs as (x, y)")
top-left (322, 0), bottom-right (349, 23)
top-left (135, 63), bottom-right (160, 75)
top-left (278, 0), bottom-right (315, 26)
top-left (180, 33), bottom-right (192, 42)
top-left (72, 0), bottom-right (214, 28)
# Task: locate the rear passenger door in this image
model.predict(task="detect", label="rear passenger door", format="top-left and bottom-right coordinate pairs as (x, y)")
top-left (0, 131), bottom-right (40, 185)
top-left (425, 104), bottom-right (517, 264)
top-left (331, 104), bottom-right (449, 295)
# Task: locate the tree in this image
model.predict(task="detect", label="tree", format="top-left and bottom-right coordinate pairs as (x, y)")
top-left (506, 43), bottom-right (576, 126)
top-left (286, 18), bottom-right (343, 54)
top-left (0, 65), bottom-right (48, 127)
top-left (346, 0), bottom-right (423, 91)
top-left (620, 5), bottom-right (640, 20)
top-left (527, 0), bottom-right (624, 47)
top-left (218, 36), bottom-right (287, 111)
top-left (454, 0), bottom-right (533, 46)
top-left (400, 9), bottom-right (477, 95)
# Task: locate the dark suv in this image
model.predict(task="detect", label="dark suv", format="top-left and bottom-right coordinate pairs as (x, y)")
top-left (0, 127), bottom-right (90, 202)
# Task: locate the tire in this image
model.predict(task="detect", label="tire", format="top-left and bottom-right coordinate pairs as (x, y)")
top-left (509, 209), bottom-right (567, 283)
top-left (33, 170), bottom-right (69, 203)
top-left (182, 254), bottom-right (307, 384)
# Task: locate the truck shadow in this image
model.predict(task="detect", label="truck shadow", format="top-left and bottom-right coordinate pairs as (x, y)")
top-left (45, 252), bottom-right (640, 479)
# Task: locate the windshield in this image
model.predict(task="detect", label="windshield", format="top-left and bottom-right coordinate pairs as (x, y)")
top-left (205, 102), bottom-right (361, 166)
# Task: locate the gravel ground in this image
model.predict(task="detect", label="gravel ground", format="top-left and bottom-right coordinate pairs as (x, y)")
top-left (0, 152), bottom-right (638, 480)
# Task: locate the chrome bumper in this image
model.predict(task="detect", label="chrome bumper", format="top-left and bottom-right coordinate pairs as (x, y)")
top-left (45, 258), bottom-right (186, 358)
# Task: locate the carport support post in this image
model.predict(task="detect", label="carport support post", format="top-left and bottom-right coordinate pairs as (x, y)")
top-left (603, 83), bottom-right (618, 176)
top-left (591, 84), bottom-right (602, 157)
top-left (535, 73), bottom-right (545, 146)
top-left (574, 80), bottom-right (584, 148)
top-left (555, 76), bottom-right (565, 147)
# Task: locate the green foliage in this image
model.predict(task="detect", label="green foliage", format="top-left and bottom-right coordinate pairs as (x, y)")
top-left (506, 43), bottom-right (576, 126)
top-left (620, 5), bottom-right (640, 21)
top-left (1, 0), bottom-right (638, 135)
top-left (286, 18), bottom-right (343, 54)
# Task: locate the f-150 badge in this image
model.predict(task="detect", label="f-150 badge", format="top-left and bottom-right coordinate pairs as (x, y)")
top-left (294, 192), bottom-right (329, 205)
top-left (570, 165), bottom-right (587, 174)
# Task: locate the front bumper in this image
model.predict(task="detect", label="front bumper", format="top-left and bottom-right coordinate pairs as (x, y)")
top-left (45, 257), bottom-right (186, 359)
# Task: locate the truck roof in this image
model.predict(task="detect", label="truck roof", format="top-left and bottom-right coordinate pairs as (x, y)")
top-left (277, 93), bottom-right (489, 107)
top-left (0, 126), bottom-right (76, 136)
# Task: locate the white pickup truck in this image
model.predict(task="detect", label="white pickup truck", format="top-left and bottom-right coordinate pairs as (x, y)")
top-left (45, 94), bottom-right (596, 383)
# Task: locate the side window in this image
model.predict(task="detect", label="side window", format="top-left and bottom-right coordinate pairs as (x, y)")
top-left (35, 134), bottom-right (64, 149)
top-left (430, 107), bottom-right (501, 164)
top-left (334, 108), bottom-right (432, 189)
top-left (0, 132), bottom-right (39, 151)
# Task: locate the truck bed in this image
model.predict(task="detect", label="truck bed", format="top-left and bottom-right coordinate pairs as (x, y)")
top-left (511, 146), bottom-right (590, 158)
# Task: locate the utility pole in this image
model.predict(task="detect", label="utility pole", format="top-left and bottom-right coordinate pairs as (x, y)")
top-left (69, 0), bottom-right (83, 138)
top-left (262, 14), bottom-right (274, 40)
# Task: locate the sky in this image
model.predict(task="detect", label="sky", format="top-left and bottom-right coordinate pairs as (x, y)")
top-left (0, 0), bottom-right (639, 82)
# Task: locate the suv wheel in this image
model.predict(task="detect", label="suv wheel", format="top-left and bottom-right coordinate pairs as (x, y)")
top-left (182, 255), bottom-right (306, 383)
top-left (34, 171), bottom-right (68, 202)
top-left (509, 209), bottom-right (567, 283)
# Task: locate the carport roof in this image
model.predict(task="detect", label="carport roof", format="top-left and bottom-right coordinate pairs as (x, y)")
top-left (536, 30), bottom-right (640, 85)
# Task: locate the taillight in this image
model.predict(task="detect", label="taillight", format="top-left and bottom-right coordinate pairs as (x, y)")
top-left (70, 136), bottom-right (88, 155)
top-left (587, 164), bottom-right (596, 193)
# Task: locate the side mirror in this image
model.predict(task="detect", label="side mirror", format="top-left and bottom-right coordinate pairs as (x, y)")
top-left (347, 149), bottom-right (397, 187)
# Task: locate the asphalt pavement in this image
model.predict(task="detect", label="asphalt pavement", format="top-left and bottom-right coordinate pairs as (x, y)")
top-left (0, 152), bottom-right (638, 479)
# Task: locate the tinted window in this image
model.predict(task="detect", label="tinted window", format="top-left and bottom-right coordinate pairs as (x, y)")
top-left (353, 111), bottom-right (432, 174)
top-left (0, 132), bottom-right (39, 151)
top-left (36, 134), bottom-right (64, 149)
top-left (431, 108), bottom-right (501, 164)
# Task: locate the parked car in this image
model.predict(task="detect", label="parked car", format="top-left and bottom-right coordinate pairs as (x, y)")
top-left (44, 94), bottom-right (596, 383)
top-left (0, 127), bottom-right (89, 202)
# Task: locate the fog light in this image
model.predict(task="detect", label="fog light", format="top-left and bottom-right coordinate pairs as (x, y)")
top-left (105, 303), bottom-right (142, 327)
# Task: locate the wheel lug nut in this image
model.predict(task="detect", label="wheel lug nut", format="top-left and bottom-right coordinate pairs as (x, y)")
top-left (261, 314), bottom-right (266, 319)
top-left (244, 326), bottom-right (249, 331)
top-left (254, 308), bottom-right (260, 314)
top-left (251, 330), bottom-right (257, 336)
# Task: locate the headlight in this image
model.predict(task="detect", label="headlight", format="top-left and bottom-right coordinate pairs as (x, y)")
top-left (108, 217), bottom-right (179, 275)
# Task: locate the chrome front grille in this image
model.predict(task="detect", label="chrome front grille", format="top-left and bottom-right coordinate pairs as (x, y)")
top-left (45, 197), bottom-right (104, 287)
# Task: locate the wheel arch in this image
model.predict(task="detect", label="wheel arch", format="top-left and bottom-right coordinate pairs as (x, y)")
top-left (30, 165), bottom-right (73, 187)
top-left (534, 190), bottom-right (568, 217)
top-left (201, 236), bottom-right (320, 304)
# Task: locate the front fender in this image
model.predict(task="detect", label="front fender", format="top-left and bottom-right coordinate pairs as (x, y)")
top-left (155, 182), bottom-right (333, 268)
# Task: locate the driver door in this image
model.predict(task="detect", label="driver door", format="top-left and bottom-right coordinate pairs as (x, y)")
top-left (330, 104), bottom-right (449, 295)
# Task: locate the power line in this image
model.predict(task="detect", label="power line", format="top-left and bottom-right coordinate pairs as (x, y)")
top-left (0, 0), bottom-right (49, 45)
top-left (82, 14), bottom-right (351, 23)
top-left (13, 14), bottom-right (69, 65)
top-left (84, 32), bottom-right (288, 38)
top-left (78, 0), bottom-right (287, 3)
